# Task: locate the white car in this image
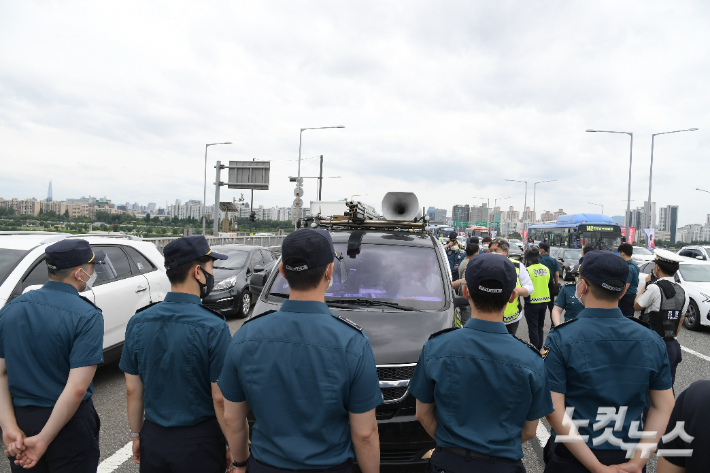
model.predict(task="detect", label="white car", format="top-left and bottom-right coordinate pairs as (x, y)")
top-left (631, 246), bottom-right (655, 264)
top-left (637, 258), bottom-right (710, 330)
top-left (0, 232), bottom-right (170, 363)
top-left (677, 245), bottom-right (710, 261)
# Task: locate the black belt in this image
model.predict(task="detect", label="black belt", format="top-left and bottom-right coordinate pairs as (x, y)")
top-left (664, 337), bottom-right (677, 341)
top-left (440, 447), bottom-right (490, 460)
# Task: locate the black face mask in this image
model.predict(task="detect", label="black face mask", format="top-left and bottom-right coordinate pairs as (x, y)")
top-left (197, 266), bottom-right (214, 298)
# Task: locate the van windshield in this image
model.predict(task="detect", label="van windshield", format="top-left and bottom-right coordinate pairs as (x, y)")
top-left (268, 243), bottom-right (446, 310)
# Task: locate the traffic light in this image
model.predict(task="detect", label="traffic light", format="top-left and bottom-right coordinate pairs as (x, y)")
top-left (249, 211), bottom-right (256, 222)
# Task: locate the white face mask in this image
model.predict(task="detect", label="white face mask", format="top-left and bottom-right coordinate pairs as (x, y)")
top-left (326, 265), bottom-right (334, 290)
top-left (80, 268), bottom-right (97, 289)
top-left (574, 279), bottom-right (585, 306)
top-left (452, 245), bottom-right (459, 252)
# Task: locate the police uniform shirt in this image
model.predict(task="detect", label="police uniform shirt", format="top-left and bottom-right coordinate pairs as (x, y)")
top-left (544, 308), bottom-right (672, 449)
top-left (218, 300), bottom-right (383, 470)
top-left (119, 292), bottom-right (232, 427)
top-left (636, 276), bottom-right (690, 315)
top-left (625, 259), bottom-right (640, 295)
top-left (0, 281), bottom-right (104, 407)
top-left (408, 318), bottom-right (553, 460)
top-left (540, 254), bottom-right (560, 280)
top-left (553, 284), bottom-right (584, 322)
top-left (657, 380), bottom-right (710, 472)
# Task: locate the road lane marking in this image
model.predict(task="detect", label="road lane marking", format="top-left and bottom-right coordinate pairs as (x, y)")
top-left (97, 442), bottom-right (133, 473)
top-left (680, 345), bottom-right (710, 363)
top-left (536, 421), bottom-right (550, 446)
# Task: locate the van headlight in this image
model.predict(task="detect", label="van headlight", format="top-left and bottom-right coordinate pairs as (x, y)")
top-left (214, 275), bottom-right (237, 291)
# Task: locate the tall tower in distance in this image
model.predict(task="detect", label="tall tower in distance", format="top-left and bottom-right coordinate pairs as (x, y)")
top-left (47, 181), bottom-right (53, 202)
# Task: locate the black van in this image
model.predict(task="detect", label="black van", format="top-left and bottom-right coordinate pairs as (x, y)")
top-left (250, 228), bottom-right (467, 467)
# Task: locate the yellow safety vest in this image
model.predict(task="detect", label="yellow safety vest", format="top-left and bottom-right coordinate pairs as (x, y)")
top-left (504, 258), bottom-right (522, 324)
top-left (527, 262), bottom-right (551, 304)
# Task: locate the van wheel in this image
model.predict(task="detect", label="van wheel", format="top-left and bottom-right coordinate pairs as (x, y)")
top-left (683, 300), bottom-right (701, 331)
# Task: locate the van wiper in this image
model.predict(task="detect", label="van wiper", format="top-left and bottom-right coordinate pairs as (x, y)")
top-left (325, 298), bottom-right (415, 311)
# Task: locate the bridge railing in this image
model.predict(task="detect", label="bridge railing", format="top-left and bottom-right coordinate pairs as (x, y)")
top-left (143, 235), bottom-right (286, 254)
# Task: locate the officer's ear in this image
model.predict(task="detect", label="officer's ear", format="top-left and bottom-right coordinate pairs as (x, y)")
top-left (462, 284), bottom-right (470, 300)
top-left (325, 262), bottom-right (334, 281)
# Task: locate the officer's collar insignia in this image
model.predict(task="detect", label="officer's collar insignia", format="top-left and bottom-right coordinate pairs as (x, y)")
top-left (629, 317), bottom-right (651, 330)
top-left (135, 301), bottom-right (160, 314)
top-left (551, 318), bottom-right (578, 330)
top-left (334, 315), bottom-right (363, 332)
top-left (428, 327), bottom-right (458, 339)
top-left (514, 336), bottom-right (541, 356)
top-left (79, 295), bottom-right (101, 311)
top-left (540, 345), bottom-right (550, 360)
top-left (243, 309), bottom-right (277, 325)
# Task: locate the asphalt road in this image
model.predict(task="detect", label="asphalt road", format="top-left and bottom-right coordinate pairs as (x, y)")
top-left (2, 305), bottom-right (709, 473)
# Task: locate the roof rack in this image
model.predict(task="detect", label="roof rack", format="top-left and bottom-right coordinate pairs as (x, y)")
top-left (312, 215), bottom-right (430, 233)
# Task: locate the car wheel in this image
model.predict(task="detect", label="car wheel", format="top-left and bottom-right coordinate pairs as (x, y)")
top-left (561, 268), bottom-right (567, 281)
top-left (683, 299), bottom-right (701, 331)
top-left (237, 290), bottom-right (251, 318)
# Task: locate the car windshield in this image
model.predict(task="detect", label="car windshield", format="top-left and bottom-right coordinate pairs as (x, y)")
top-left (268, 243), bottom-right (445, 310)
top-left (212, 248), bottom-right (250, 269)
top-left (0, 249), bottom-right (29, 286)
top-left (679, 265), bottom-right (710, 282)
top-left (563, 250), bottom-right (582, 259)
top-left (632, 247), bottom-right (653, 255)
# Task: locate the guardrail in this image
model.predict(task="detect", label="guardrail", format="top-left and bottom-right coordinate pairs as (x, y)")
top-left (143, 235), bottom-right (287, 254)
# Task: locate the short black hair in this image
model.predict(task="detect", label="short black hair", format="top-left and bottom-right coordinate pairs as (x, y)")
top-left (46, 258), bottom-right (75, 280)
top-left (283, 261), bottom-right (329, 291)
top-left (618, 243), bottom-right (633, 257)
top-left (582, 245), bottom-right (594, 255)
top-left (465, 243), bottom-right (479, 256)
top-left (166, 255), bottom-right (212, 285)
top-left (656, 260), bottom-right (679, 276)
top-left (585, 278), bottom-right (624, 302)
top-left (482, 236), bottom-right (492, 244)
top-left (470, 283), bottom-right (513, 313)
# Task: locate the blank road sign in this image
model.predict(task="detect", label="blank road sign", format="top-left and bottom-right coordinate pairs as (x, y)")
top-left (227, 161), bottom-right (270, 190)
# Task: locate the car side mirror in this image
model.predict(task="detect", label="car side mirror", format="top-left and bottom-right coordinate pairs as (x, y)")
top-left (674, 274), bottom-right (681, 283)
top-left (454, 296), bottom-right (469, 308)
top-left (249, 272), bottom-right (269, 295)
top-left (696, 256), bottom-right (704, 260)
top-left (254, 265), bottom-right (265, 272)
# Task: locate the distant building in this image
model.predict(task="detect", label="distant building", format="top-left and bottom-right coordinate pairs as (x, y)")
top-left (426, 207), bottom-right (436, 221)
top-left (469, 204), bottom-right (489, 226)
top-left (433, 208), bottom-right (447, 222)
top-left (452, 205), bottom-right (470, 228)
top-left (658, 205), bottom-right (679, 243)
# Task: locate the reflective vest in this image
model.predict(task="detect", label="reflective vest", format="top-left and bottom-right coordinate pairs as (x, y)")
top-left (504, 258), bottom-right (522, 324)
top-left (527, 262), bottom-right (551, 304)
top-left (640, 280), bottom-right (685, 339)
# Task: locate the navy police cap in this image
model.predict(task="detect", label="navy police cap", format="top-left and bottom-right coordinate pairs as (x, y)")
top-left (163, 235), bottom-right (228, 269)
top-left (45, 239), bottom-right (106, 270)
top-left (465, 253), bottom-right (517, 295)
top-left (579, 250), bottom-right (628, 292)
top-left (281, 229), bottom-right (335, 271)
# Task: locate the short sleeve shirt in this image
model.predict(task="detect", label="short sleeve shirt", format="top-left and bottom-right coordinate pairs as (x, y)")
top-left (657, 380), bottom-right (710, 472)
top-left (540, 254), bottom-right (560, 279)
top-left (409, 318), bottom-right (553, 460)
top-left (625, 260), bottom-right (640, 295)
top-left (544, 308), bottom-right (672, 449)
top-left (218, 300), bottom-right (383, 470)
top-left (0, 281), bottom-right (104, 407)
top-left (636, 277), bottom-right (690, 314)
top-left (553, 284), bottom-right (584, 321)
top-left (119, 292), bottom-right (232, 427)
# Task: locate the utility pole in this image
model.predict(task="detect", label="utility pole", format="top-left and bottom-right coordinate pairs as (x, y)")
top-left (318, 155), bottom-right (324, 201)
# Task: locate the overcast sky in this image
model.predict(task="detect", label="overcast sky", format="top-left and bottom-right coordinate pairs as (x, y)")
top-left (1, 1), bottom-right (708, 225)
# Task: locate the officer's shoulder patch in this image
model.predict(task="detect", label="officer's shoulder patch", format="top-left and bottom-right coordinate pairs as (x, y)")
top-left (200, 305), bottom-right (226, 320)
top-left (428, 327), bottom-right (459, 340)
top-left (334, 315), bottom-right (363, 332)
top-left (514, 337), bottom-right (542, 357)
top-left (242, 309), bottom-right (277, 325)
top-left (629, 317), bottom-right (651, 330)
top-left (79, 295), bottom-right (101, 311)
top-left (551, 318), bottom-right (578, 330)
top-left (135, 301), bottom-right (160, 315)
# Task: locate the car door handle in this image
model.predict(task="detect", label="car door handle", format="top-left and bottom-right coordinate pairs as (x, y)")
top-left (135, 286), bottom-right (148, 293)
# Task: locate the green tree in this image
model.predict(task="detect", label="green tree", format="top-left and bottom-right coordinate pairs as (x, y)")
top-left (145, 214), bottom-right (151, 223)
top-left (63, 209), bottom-right (69, 218)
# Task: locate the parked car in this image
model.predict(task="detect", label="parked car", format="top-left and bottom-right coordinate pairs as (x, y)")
top-left (0, 232), bottom-right (169, 363)
top-left (202, 245), bottom-right (277, 317)
top-left (508, 239), bottom-right (525, 251)
top-left (677, 245), bottom-right (710, 261)
top-left (249, 228), bottom-right (466, 467)
top-left (553, 247), bottom-right (583, 281)
top-left (630, 246), bottom-right (655, 264)
top-left (637, 258), bottom-right (710, 330)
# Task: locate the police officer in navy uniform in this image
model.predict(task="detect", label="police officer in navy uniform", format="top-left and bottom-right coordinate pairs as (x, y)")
top-left (551, 263), bottom-right (583, 325)
top-left (218, 229), bottom-right (383, 473)
top-left (543, 250), bottom-right (676, 473)
top-left (0, 239), bottom-right (105, 472)
top-left (409, 253), bottom-right (554, 473)
top-left (119, 235), bottom-right (234, 472)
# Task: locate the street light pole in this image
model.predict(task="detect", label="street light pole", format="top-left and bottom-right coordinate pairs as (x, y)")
top-left (647, 128), bottom-right (698, 231)
top-left (533, 180), bottom-right (557, 218)
top-left (586, 130), bottom-right (633, 241)
top-left (203, 142), bottom-right (231, 235)
top-left (588, 202), bottom-right (604, 214)
top-left (296, 126), bottom-right (344, 226)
